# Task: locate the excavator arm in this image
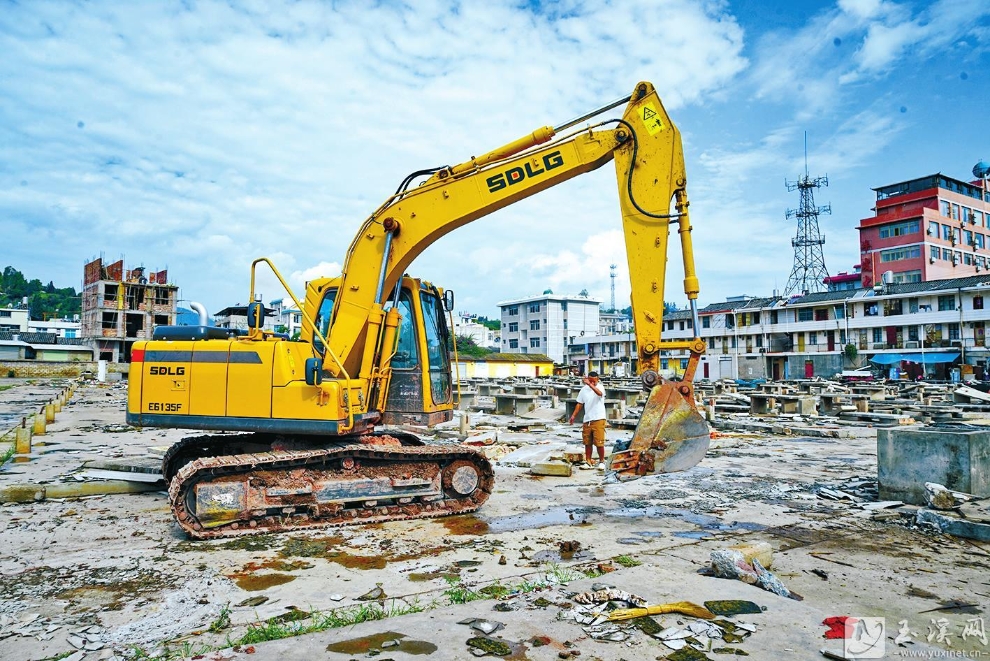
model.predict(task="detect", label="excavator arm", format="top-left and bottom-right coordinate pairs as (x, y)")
top-left (315, 81), bottom-right (709, 477)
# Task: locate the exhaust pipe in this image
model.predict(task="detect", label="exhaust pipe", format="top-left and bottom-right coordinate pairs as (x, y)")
top-left (189, 302), bottom-right (209, 327)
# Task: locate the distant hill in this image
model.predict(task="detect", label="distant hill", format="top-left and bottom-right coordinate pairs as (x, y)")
top-left (0, 266), bottom-right (80, 320)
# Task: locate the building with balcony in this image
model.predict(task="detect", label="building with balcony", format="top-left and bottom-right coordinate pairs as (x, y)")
top-left (643, 275), bottom-right (990, 382)
top-left (80, 258), bottom-right (178, 362)
top-left (498, 292), bottom-right (599, 363)
top-left (858, 174), bottom-right (990, 288)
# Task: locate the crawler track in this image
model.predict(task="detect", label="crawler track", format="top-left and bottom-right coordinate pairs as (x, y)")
top-left (164, 435), bottom-right (494, 539)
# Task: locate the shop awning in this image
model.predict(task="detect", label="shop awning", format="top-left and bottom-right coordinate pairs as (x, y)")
top-left (869, 352), bottom-right (960, 365)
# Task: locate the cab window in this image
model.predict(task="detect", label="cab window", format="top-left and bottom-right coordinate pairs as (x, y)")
top-left (420, 291), bottom-right (451, 404)
top-left (312, 288), bottom-right (337, 355)
top-left (391, 290), bottom-right (418, 369)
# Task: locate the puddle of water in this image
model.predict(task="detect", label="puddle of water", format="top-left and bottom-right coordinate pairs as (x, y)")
top-left (531, 549), bottom-right (595, 563)
top-left (408, 571), bottom-right (459, 582)
top-left (481, 507), bottom-right (593, 533)
top-left (443, 515), bottom-right (490, 536)
top-left (231, 572), bottom-right (296, 591)
top-left (673, 531), bottom-right (713, 540)
top-left (326, 631), bottom-right (437, 656)
top-left (633, 531), bottom-right (665, 538)
top-left (616, 537), bottom-right (643, 545)
top-left (605, 506), bottom-right (765, 534)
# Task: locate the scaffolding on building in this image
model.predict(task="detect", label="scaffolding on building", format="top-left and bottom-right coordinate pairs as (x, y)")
top-left (80, 256), bottom-right (178, 361)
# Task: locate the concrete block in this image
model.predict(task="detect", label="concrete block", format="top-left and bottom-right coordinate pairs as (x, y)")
top-left (878, 428), bottom-right (990, 505)
top-left (529, 461), bottom-right (572, 477)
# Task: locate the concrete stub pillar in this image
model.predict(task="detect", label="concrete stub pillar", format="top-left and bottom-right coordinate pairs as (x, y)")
top-left (459, 412), bottom-right (469, 436)
top-left (706, 398), bottom-right (716, 422)
top-left (855, 398), bottom-right (869, 413)
top-left (53, 397), bottom-right (62, 414)
top-left (33, 408), bottom-right (46, 436)
top-left (45, 403), bottom-right (55, 423)
top-left (14, 417), bottom-right (31, 455)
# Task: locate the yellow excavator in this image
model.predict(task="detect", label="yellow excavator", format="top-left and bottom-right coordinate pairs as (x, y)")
top-left (126, 81), bottom-right (709, 539)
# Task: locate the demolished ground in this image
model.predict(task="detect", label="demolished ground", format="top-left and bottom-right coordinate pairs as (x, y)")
top-left (1, 378), bottom-right (987, 661)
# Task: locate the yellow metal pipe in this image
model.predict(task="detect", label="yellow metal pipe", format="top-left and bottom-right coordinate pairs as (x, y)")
top-left (0, 481), bottom-right (162, 504)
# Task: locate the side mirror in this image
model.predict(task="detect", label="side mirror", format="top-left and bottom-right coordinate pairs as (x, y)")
top-left (246, 302), bottom-right (266, 329)
top-left (305, 357), bottom-right (323, 386)
top-left (443, 289), bottom-right (454, 312)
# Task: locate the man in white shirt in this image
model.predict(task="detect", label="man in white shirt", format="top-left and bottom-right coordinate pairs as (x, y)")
top-left (568, 371), bottom-right (607, 470)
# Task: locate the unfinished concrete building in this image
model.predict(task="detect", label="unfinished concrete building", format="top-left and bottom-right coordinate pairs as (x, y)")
top-left (80, 257), bottom-right (178, 362)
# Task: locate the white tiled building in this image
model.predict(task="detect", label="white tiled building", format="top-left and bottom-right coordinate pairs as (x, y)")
top-left (498, 293), bottom-right (599, 363)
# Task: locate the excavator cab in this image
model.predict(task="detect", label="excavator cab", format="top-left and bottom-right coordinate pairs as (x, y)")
top-left (300, 275), bottom-right (455, 428)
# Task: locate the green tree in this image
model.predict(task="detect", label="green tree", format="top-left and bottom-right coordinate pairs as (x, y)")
top-left (446, 334), bottom-right (493, 358)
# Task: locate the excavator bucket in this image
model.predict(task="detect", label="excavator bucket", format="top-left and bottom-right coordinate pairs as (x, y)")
top-left (607, 378), bottom-right (709, 480)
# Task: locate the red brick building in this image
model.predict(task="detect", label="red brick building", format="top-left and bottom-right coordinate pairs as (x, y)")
top-left (859, 174), bottom-right (990, 288)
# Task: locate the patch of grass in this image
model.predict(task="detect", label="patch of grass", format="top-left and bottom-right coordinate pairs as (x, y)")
top-left (0, 384), bottom-right (14, 392)
top-left (615, 555), bottom-right (642, 568)
top-left (0, 443), bottom-right (14, 469)
top-left (208, 603), bottom-right (231, 633)
top-left (542, 562), bottom-right (582, 584)
top-left (39, 652), bottom-right (75, 661)
top-left (443, 575), bottom-right (484, 605)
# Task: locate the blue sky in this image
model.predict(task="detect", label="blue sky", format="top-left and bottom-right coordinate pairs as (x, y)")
top-left (2, 0), bottom-right (989, 318)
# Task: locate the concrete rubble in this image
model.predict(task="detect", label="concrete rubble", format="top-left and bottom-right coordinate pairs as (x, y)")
top-left (1, 375), bottom-right (989, 660)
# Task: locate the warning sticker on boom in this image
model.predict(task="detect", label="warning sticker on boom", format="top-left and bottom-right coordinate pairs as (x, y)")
top-left (640, 102), bottom-right (664, 135)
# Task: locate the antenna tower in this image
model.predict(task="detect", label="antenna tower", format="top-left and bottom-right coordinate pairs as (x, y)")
top-left (609, 264), bottom-right (617, 311)
top-left (783, 133), bottom-right (830, 295)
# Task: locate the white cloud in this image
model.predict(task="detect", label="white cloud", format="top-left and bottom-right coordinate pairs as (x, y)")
top-left (0, 0), bottom-right (747, 315)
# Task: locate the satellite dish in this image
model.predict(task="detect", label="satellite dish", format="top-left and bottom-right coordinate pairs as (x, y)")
top-left (974, 160), bottom-right (990, 179)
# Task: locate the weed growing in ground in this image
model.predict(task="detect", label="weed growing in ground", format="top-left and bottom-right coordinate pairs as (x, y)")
top-left (38, 652), bottom-right (75, 661)
top-left (208, 603), bottom-right (231, 633)
top-left (614, 555), bottom-right (642, 568)
top-left (443, 575), bottom-right (484, 605)
top-left (542, 562), bottom-right (582, 584)
top-left (0, 442), bottom-right (14, 469)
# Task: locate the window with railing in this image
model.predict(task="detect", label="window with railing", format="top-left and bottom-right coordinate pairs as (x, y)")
top-left (938, 295), bottom-right (956, 311)
top-left (974, 296), bottom-right (984, 310)
top-left (872, 328), bottom-right (883, 344)
top-left (949, 323), bottom-right (960, 341)
top-left (865, 304), bottom-right (879, 317)
top-left (809, 332), bottom-right (818, 345)
top-left (814, 309), bottom-right (828, 321)
top-left (798, 309), bottom-right (813, 321)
